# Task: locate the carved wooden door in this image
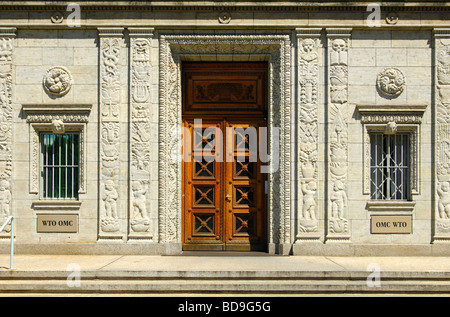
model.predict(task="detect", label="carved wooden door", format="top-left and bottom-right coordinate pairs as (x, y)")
top-left (182, 62), bottom-right (268, 251)
top-left (182, 119), bottom-right (266, 251)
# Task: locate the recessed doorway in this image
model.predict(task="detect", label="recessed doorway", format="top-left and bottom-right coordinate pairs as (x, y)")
top-left (182, 62), bottom-right (268, 251)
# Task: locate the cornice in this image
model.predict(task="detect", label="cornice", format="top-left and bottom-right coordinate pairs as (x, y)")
top-left (0, 1), bottom-right (449, 12)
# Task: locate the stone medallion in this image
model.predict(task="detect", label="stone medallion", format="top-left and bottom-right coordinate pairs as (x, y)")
top-left (376, 67), bottom-right (405, 97)
top-left (43, 66), bottom-right (73, 96)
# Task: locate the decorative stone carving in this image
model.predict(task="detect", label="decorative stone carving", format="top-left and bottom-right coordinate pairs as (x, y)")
top-left (376, 67), bottom-right (405, 98)
top-left (129, 28), bottom-right (154, 237)
top-left (384, 121), bottom-right (397, 135)
top-left (43, 66), bottom-right (72, 97)
top-left (50, 11), bottom-right (64, 24)
top-left (0, 28), bottom-right (14, 234)
top-left (434, 29), bottom-right (450, 239)
top-left (295, 28), bottom-right (321, 239)
top-left (98, 28), bottom-right (124, 237)
top-left (326, 28), bottom-right (351, 240)
top-left (218, 11), bottom-right (231, 24)
top-left (51, 119), bottom-right (65, 134)
top-left (159, 34), bottom-right (291, 252)
top-left (101, 179), bottom-right (119, 232)
top-left (385, 12), bottom-right (399, 25)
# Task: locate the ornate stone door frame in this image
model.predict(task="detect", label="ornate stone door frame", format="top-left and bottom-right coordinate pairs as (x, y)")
top-left (158, 34), bottom-right (292, 254)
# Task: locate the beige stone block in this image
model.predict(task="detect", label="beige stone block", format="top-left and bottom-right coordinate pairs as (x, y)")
top-left (403, 67), bottom-right (431, 87)
top-left (13, 84), bottom-right (42, 104)
top-left (407, 48), bottom-right (431, 67)
top-left (375, 48), bottom-right (407, 67)
top-left (70, 65), bottom-right (98, 85)
top-left (406, 85), bottom-right (431, 105)
top-left (15, 65), bottom-right (45, 85)
top-left (15, 47), bottom-right (43, 66)
top-left (11, 159), bottom-right (28, 180)
top-left (348, 48), bottom-right (376, 67)
top-left (391, 30), bottom-right (431, 48)
top-left (42, 47), bottom-right (74, 66)
top-left (348, 67), bottom-right (376, 86)
top-left (17, 30), bottom-right (58, 47)
top-left (74, 47), bottom-right (98, 66)
top-left (351, 30), bottom-right (391, 48)
top-left (73, 84), bottom-right (98, 104)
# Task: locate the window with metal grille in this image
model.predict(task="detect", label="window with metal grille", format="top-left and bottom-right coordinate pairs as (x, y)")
top-left (370, 133), bottom-right (410, 200)
top-left (40, 133), bottom-right (80, 199)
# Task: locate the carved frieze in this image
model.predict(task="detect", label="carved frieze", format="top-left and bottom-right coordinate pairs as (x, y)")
top-left (98, 28), bottom-right (124, 237)
top-left (326, 28), bottom-right (351, 240)
top-left (296, 29), bottom-right (321, 238)
top-left (129, 28), bottom-right (154, 237)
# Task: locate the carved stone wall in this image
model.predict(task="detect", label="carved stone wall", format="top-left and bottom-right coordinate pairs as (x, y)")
top-left (98, 28), bottom-right (124, 239)
top-left (326, 28), bottom-right (351, 241)
top-left (0, 27), bottom-right (15, 235)
top-left (295, 28), bottom-right (322, 241)
top-left (159, 34), bottom-right (291, 253)
top-left (434, 28), bottom-right (450, 241)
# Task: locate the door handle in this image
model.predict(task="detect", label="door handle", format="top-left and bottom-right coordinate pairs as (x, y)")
top-left (225, 195), bottom-right (232, 202)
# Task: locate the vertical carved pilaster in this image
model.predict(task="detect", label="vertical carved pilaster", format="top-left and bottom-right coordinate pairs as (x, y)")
top-left (0, 27), bottom-right (15, 234)
top-left (326, 28), bottom-right (351, 241)
top-left (128, 28), bottom-right (154, 240)
top-left (295, 28), bottom-right (322, 241)
top-left (98, 28), bottom-right (124, 239)
top-left (434, 28), bottom-right (450, 241)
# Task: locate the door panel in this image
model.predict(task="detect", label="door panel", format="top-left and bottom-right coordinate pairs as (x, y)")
top-left (182, 120), bottom-right (266, 251)
top-left (225, 121), bottom-right (265, 250)
top-left (183, 121), bottom-right (223, 248)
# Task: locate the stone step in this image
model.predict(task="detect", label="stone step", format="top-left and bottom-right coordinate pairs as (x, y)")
top-left (1, 270), bottom-right (449, 295)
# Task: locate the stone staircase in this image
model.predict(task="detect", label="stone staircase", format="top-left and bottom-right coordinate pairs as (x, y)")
top-left (1, 269), bottom-right (449, 295)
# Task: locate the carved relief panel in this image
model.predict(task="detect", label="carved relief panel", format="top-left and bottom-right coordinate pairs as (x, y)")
top-left (0, 28), bottom-right (15, 234)
top-left (434, 29), bottom-right (450, 240)
top-left (98, 28), bottom-right (124, 238)
top-left (326, 29), bottom-right (351, 240)
top-left (128, 28), bottom-right (154, 239)
top-left (295, 28), bottom-right (321, 240)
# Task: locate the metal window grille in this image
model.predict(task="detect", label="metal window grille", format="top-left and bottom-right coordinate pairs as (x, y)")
top-left (370, 133), bottom-right (410, 200)
top-left (40, 133), bottom-right (80, 199)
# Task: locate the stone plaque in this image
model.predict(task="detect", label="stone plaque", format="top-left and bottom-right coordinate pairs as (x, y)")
top-left (371, 215), bottom-right (412, 234)
top-left (37, 214), bottom-right (78, 233)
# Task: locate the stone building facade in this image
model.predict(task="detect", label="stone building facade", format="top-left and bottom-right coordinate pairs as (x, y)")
top-left (0, 1), bottom-right (449, 255)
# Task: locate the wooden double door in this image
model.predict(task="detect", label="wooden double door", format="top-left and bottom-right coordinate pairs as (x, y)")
top-left (182, 119), bottom-right (267, 250)
top-left (182, 62), bottom-right (268, 251)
